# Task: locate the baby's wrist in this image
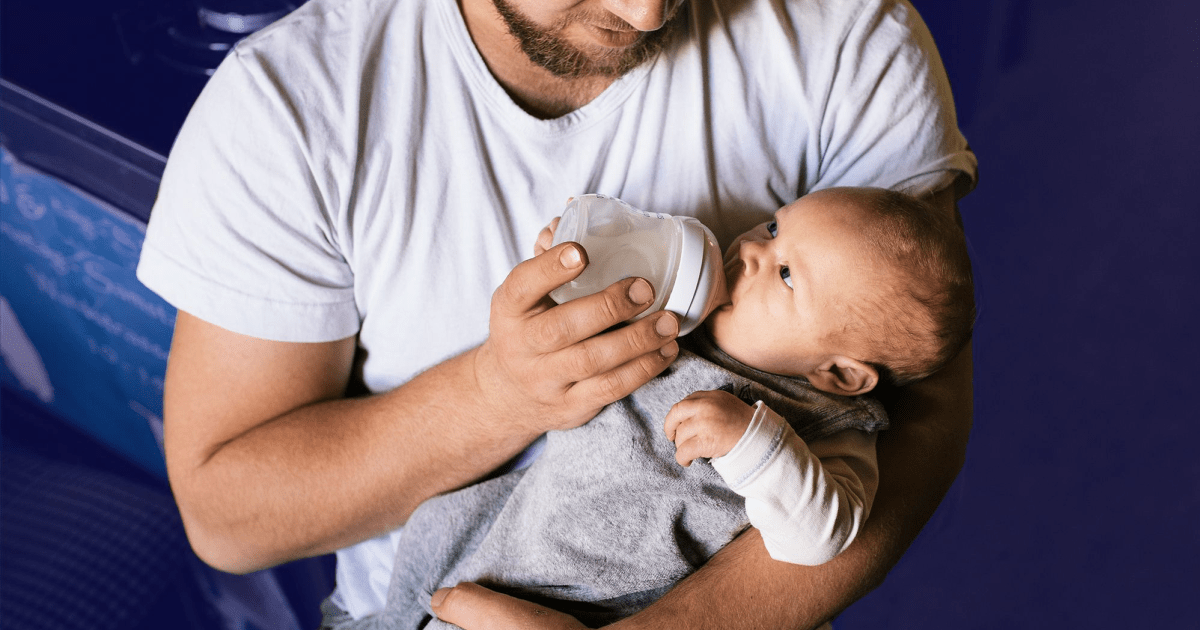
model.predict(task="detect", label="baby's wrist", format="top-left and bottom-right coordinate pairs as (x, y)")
top-left (718, 407), bottom-right (756, 457)
top-left (712, 401), bottom-right (784, 486)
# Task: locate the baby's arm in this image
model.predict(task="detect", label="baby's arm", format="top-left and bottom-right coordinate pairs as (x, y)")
top-left (664, 391), bottom-right (879, 565)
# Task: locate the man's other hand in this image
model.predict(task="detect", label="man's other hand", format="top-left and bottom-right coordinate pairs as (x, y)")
top-left (431, 583), bottom-right (587, 630)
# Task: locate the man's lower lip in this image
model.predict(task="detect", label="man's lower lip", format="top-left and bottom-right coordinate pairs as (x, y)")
top-left (587, 24), bottom-right (641, 47)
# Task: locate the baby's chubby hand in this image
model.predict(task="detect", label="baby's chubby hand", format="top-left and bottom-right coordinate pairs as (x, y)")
top-left (663, 390), bottom-right (754, 467)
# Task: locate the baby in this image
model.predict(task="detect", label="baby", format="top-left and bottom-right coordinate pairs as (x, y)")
top-left (363, 187), bottom-right (974, 629)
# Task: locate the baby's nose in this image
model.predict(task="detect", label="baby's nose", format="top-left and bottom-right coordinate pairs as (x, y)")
top-left (737, 240), bottom-right (766, 274)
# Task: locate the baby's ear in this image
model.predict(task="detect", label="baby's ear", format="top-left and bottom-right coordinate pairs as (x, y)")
top-left (807, 356), bottom-right (878, 396)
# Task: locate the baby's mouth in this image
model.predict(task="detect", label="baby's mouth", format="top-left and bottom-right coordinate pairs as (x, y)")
top-left (720, 259), bottom-right (741, 303)
top-left (723, 242), bottom-right (741, 267)
top-left (723, 253), bottom-right (744, 277)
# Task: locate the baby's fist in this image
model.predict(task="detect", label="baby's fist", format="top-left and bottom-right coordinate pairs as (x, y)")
top-left (663, 390), bottom-right (754, 466)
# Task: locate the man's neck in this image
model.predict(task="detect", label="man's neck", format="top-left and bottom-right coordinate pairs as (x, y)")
top-left (460, 0), bottom-right (616, 119)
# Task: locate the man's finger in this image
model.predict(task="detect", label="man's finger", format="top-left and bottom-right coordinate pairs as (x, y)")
top-left (567, 338), bottom-right (679, 416)
top-left (533, 217), bottom-right (562, 256)
top-left (431, 583), bottom-right (585, 630)
top-left (528, 277), bottom-right (656, 353)
top-left (492, 243), bottom-right (587, 318)
top-left (551, 309), bottom-right (676, 383)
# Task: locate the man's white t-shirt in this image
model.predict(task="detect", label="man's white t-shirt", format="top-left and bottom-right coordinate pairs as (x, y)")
top-left (137, 0), bottom-right (977, 619)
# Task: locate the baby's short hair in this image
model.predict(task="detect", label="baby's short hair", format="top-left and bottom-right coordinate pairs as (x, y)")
top-left (835, 188), bottom-right (976, 387)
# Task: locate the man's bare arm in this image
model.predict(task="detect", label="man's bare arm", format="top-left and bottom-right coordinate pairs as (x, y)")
top-left (164, 243), bottom-right (681, 574)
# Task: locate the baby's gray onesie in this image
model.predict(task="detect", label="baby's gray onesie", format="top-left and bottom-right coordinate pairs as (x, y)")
top-left (357, 333), bottom-right (887, 629)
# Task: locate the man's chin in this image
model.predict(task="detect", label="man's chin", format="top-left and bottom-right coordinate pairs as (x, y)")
top-left (536, 41), bottom-right (659, 79)
top-left (494, 0), bottom-right (680, 79)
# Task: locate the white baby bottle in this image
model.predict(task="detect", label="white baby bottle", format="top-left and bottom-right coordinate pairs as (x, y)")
top-left (549, 194), bottom-right (727, 335)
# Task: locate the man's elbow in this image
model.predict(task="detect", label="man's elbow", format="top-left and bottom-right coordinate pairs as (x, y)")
top-left (177, 505), bottom-right (279, 575)
top-left (169, 466), bottom-right (283, 575)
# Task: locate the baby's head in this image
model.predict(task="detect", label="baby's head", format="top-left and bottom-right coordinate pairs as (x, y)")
top-left (705, 187), bottom-right (975, 395)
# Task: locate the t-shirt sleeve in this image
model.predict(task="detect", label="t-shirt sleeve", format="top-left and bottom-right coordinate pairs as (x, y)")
top-left (136, 47), bottom-right (358, 342)
top-left (811, 0), bottom-right (978, 198)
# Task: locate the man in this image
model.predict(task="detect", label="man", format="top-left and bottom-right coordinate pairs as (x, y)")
top-left (137, 0), bottom-right (976, 628)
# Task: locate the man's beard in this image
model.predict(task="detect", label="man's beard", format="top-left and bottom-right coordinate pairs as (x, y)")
top-left (491, 0), bottom-right (680, 79)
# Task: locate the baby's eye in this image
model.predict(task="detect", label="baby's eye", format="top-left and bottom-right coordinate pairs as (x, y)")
top-left (780, 266), bottom-right (793, 289)
top-left (767, 221), bottom-right (778, 237)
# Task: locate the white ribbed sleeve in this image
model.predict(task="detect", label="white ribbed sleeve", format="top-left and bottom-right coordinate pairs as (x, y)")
top-left (711, 401), bottom-right (879, 565)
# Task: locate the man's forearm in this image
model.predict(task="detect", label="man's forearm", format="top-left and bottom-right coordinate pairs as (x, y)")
top-left (613, 344), bottom-right (973, 629)
top-left (173, 345), bottom-right (537, 574)
top-left (168, 245), bottom-right (681, 576)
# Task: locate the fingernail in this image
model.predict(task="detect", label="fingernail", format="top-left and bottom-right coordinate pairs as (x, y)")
top-left (559, 245), bottom-right (582, 268)
top-left (655, 313), bottom-right (678, 337)
top-left (628, 279), bottom-right (653, 305)
top-left (660, 340), bottom-right (679, 359)
top-left (431, 588), bottom-right (449, 609)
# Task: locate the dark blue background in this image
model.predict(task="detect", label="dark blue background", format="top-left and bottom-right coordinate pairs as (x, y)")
top-left (3, 0), bottom-right (1198, 628)
top-left (839, 1), bottom-right (1200, 627)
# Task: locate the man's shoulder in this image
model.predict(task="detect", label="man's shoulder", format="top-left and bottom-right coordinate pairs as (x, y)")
top-left (204, 0), bottom-right (439, 139)
top-left (689, 0), bottom-right (883, 37)
top-left (679, 0), bottom-right (897, 80)
top-left (228, 0), bottom-right (429, 82)
top-left (243, 0), bottom-right (414, 46)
